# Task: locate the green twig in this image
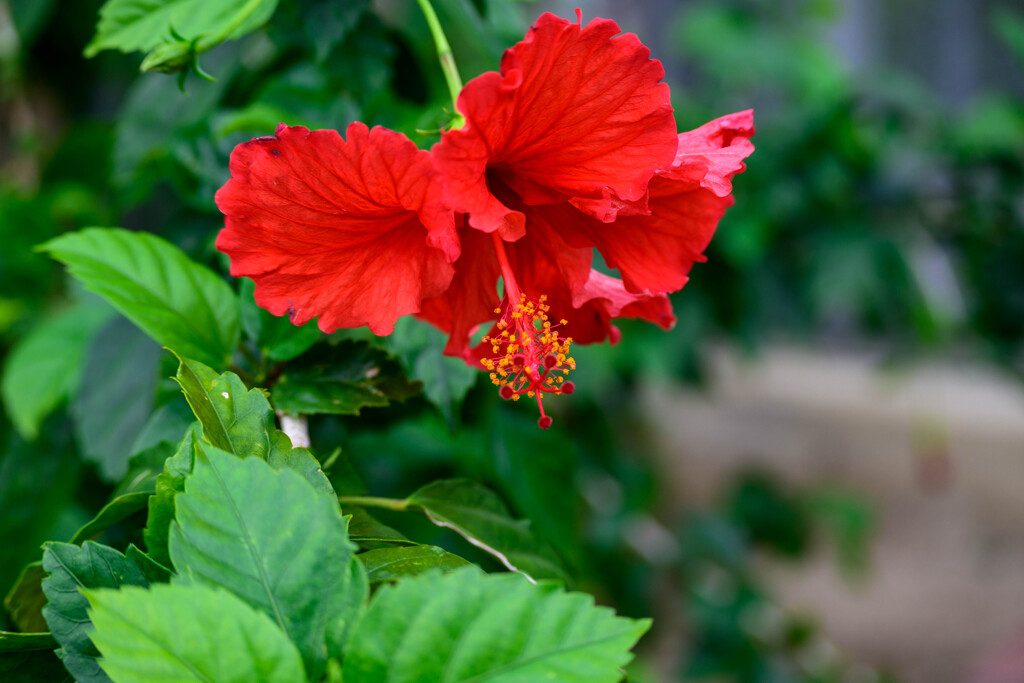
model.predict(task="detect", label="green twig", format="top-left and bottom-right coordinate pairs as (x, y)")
top-left (415, 0), bottom-right (465, 128)
top-left (338, 495), bottom-right (410, 512)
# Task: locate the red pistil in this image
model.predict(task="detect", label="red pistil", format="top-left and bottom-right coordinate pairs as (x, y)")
top-left (482, 234), bottom-right (576, 429)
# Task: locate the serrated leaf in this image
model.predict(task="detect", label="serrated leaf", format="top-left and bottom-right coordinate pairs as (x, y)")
top-left (358, 546), bottom-right (471, 584)
top-left (384, 316), bottom-right (477, 426)
top-left (39, 228), bottom-right (240, 369)
top-left (1, 302), bottom-right (113, 439)
top-left (41, 542), bottom-right (150, 683)
top-left (71, 317), bottom-right (161, 481)
top-left (4, 562), bottom-right (48, 633)
top-left (271, 341), bottom-right (420, 416)
top-left (124, 545), bottom-right (171, 584)
top-left (142, 426), bottom-right (197, 568)
top-left (69, 492), bottom-right (152, 545)
top-left (345, 568), bottom-right (650, 682)
top-left (84, 583), bottom-right (305, 683)
top-left (86, 0), bottom-right (278, 73)
top-left (408, 479), bottom-right (569, 584)
top-left (173, 355), bottom-right (334, 495)
top-left (239, 278), bottom-right (320, 361)
top-left (168, 447), bottom-right (361, 679)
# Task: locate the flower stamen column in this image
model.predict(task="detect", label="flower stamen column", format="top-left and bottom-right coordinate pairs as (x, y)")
top-left (481, 233), bottom-right (576, 429)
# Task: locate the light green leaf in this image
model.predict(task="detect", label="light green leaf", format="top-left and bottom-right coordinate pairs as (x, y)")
top-left (1, 302), bottom-right (113, 439)
top-left (168, 447), bottom-right (361, 679)
top-left (173, 355), bottom-right (334, 495)
top-left (358, 546), bottom-right (471, 584)
top-left (39, 228), bottom-right (240, 369)
top-left (3, 562), bottom-right (48, 633)
top-left (142, 425), bottom-right (196, 568)
top-left (271, 341), bottom-right (421, 416)
top-left (239, 278), bottom-right (320, 361)
top-left (41, 542), bottom-right (150, 683)
top-left (84, 583), bottom-right (305, 683)
top-left (345, 568), bottom-right (650, 682)
top-left (408, 479), bottom-right (569, 584)
top-left (384, 317), bottom-right (477, 426)
top-left (72, 317), bottom-right (161, 481)
top-left (85, 0), bottom-right (278, 73)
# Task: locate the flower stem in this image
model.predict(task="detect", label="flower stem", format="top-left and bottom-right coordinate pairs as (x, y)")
top-left (414, 0), bottom-right (465, 128)
top-left (338, 495), bottom-right (410, 512)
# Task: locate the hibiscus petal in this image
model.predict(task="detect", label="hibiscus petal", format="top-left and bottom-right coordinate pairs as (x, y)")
top-left (557, 110), bottom-right (754, 293)
top-left (215, 122), bottom-right (458, 336)
top-left (434, 11), bottom-right (677, 238)
top-left (417, 224), bottom-right (501, 357)
top-left (666, 109), bottom-right (755, 196)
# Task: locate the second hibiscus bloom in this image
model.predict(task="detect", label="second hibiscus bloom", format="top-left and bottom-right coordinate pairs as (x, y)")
top-left (215, 11), bottom-right (754, 428)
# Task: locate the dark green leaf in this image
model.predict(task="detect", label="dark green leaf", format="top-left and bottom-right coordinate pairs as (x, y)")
top-left (72, 317), bottom-right (161, 481)
top-left (0, 632), bottom-right (57, 652)
top-left (41, 541), bottom-right (150, 683)
top-left (346, 507), bottom-right (413, 550)
top-left (39, 228), bottom-right (240, 369)
top-left (384, 316), bottom-right (477, 426)
top-left (0, 649), bottom-right (72, 683)
top-left (173, 355), bottom-right (334, 495)
top-left (86, 0), bottom-right (278, 74)
top-left (125, 545), bottom-right (171, 585)
top-left (271, 340), bottom-right (420, 416)
top-left (128, 399), bottom-right (195, 456)
top-left (358, 545), bottom-right (471, 583)
top-left (345, 568), bottom-right (650, 682)
top-left (239, 277), bottom-right (320, 361)
top-left (300, 0), bottom-right (369, 61)
top-left (69, 492), bottom-right (152, 545)
top-left (3, 563), bottom-right (48, 633)
top-left (1, 302), bottom-right (112, 439)
top-left (142, 426), bottom-right (196, 568)
top-left (113, 440), bottom-right (177, 497)
top-left (85, 583), bottom-right (305, 683)
top-left (168, 447), bottom-right (361, 679)
top-left (408, 479), bottom-right (569, 583)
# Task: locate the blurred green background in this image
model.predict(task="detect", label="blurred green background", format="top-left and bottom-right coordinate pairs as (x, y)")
top-left (2, 0), bottom-right (1023, 680)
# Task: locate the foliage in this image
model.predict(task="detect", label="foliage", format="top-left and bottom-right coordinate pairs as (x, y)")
top-left (2, 0), bottom-right (1018, 680)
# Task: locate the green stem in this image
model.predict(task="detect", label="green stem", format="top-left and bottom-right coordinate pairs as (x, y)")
top-left (415, 0), bottom-right (465, 128)
top-left (338, 495), bottom-right (410, 512)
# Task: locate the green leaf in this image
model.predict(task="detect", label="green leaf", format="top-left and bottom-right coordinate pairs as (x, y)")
top-left (125, 545), bottom-right (171, 585)
top-left (69, 492), bottom-right (152, 545)
top-left (3, 563), bottom-right (48, 633)
top-left (271, 341), bottom-right (421, 416)
top-left (41, 541), bottom-right (150, 683)
top-left (1, 302), bottom-right (113, 439)
top-left (239, 278), bottom-right (320, 361)
top-left (408, 479), bottom-right (569, 583)
top-left (38, 228), bottom-right (240, 369)
top-left (358, 546), bottom-right (471, 584)
top-left (0, 632), bottom-right (57, 652)
top-left (347, 507), bottom-right (414, 550)
top-left (142, 426), bottom-right (197, 568)
top-left (384, 317), bottom-right (477, 426)
top-left (72, 317), bottom-right (161, 481)
top-left (84, 583), bottom-right (305, 683)
top-left (86, 0), bottom-right (278, 73)
top-left (168, 447), bottom-right (361, 679)
top-left (173, 355), bottom-right (334, 495)
top-left (345, 568), bottom-right (650, 682)
top-left (300, 0), bottom-right (369, 61)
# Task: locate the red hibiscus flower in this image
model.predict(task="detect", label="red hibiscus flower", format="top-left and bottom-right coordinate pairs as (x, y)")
top-left (215, 11), bottom-right (754, 428)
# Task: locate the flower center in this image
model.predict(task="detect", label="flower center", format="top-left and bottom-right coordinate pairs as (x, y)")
top-left (482, 234), bottom-right (576, 429)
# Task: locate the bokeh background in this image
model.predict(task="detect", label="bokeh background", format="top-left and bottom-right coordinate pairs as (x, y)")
top-left (2, 0), bottom-right (1023, 681)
